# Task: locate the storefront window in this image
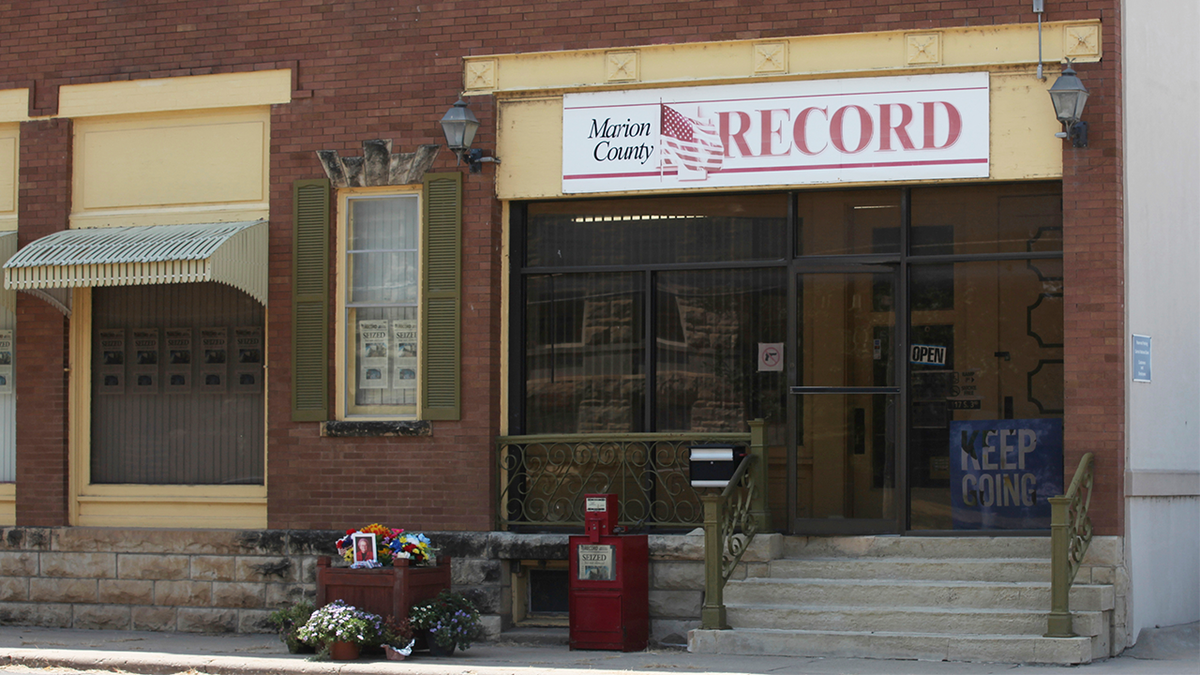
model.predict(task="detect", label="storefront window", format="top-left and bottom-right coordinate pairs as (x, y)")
top-left (907, 259), bottom-right (1064, 530)
top-left (91, 283), bottom-right (264, 485)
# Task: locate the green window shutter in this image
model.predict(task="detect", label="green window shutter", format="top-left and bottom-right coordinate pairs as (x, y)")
top-left (421, 172), bottom-right (461, 421)
top-left (292, 178), bottom-right (330, 421)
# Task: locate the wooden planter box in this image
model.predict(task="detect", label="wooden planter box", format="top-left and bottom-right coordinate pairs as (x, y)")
top-left (316, 556), bottom-right (452, 622)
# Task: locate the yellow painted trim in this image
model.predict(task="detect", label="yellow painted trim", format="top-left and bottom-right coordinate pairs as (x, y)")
top-left (71, 107), bottom-right (270, 228)
top-left (334, 185), bottom-right (425, 421)
top-left (0, 123), bottom-right (17, 230)
top-left (68, 288), bottom-right (92, 525)
top-left (0, 483), bottom-right (13, 527)
top-left (68, 287), bottom-right (267, 528)
top-left (465, 21), bottom-right (1100, 95)
top-left (0, 89), bottom-right (29, 123)
top-left (59, 69), bottom-right (292, 119)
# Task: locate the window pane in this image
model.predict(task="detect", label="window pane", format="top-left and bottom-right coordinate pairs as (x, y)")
top-left (656, 268), bottom-right (787, 431)
top-left (349, 251), bottom-right (418, 304)
top-left (91, 283), bottom-right (264, 485)
top-left (349, 196), bottom-right (419, 251)
top-left (525, 273), bottom-right (644, 433)
top-left (908, 260), bottom-right (1064, 530)
top-left (348, 306), bottom-right (418, 416)
top-left (911, 183), bottom-right (1063, 256)
top-left (526, 194), bottom-right (787, 267)
top-left (796, 189), bottom-right (902, 256)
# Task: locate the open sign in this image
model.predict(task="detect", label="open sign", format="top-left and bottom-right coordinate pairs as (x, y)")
top-left (910, 344), bottom-right (947, 366)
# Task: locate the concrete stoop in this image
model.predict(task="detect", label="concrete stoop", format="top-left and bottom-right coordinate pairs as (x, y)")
top-left (687, 536), bottom-right (1115, 665)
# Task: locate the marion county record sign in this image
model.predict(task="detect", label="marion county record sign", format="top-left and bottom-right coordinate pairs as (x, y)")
top-left (562, 72), bottom-right (990, 194)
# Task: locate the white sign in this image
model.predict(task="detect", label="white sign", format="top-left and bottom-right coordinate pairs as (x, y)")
top-left (758, 343), bottom-right (784, 372)
top-left (563, 72), bottom-right (989, 194)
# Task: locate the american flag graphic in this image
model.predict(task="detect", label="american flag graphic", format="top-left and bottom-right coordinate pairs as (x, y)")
top-left (660, 104), bottom-right (724, 178)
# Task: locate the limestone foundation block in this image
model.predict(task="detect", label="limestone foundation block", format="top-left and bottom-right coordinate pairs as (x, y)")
top-left (40, 551), bottom-right (117, 579)
top-left (154, 580), bottom-right (212, 607)
top-left (191, 555), bottom-right (238, 582)
top-left (30, 577), bottom-right (97, 604)
top-left (118, 554), bottom-right (190, 581)
top-left (0, 551), bottom-right (38, 576)
top-left (212, 581), bottom-right (266, 609)
top-left (176, 607), bottom-right (238, 633)
top-left (131, 605), bottom-right (178, 632)
top-left (98, 579), bottom-right (154, 605)
top-left (72, 604), bottom-right (131, 630)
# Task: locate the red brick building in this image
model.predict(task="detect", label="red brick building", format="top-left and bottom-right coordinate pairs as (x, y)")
top-left (0, 0), bottom-right (1194, 663)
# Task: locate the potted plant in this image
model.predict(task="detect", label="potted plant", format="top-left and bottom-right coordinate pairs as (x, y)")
top-left (267, 599), bottom-right (315, 654)
top-left (296, 599), bottom-right (385, 660)
top-left (409, 590), bottom-right (483, 656)
top-left (381, 615), bottom-right (416, 661)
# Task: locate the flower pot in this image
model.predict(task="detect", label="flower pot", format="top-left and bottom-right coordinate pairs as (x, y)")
top-left (384, 645), bottom-right (407, 661)
top-left (328, 641), bottom-right (360, 661)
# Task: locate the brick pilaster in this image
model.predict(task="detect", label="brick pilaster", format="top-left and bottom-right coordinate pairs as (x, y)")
top-left (14, 118), bottom-right (72, 526)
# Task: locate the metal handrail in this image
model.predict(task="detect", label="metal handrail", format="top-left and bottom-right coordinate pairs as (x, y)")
top-left (700, 452), bottom-right (760, 629)
top-left (1045, 452), bottom-right (1095, 637)
top-left (495, 420), bottom-right (767, 531)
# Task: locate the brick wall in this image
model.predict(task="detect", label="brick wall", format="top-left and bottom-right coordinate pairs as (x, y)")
top-left (13, 118), bottom-right (71, 527)
top-left (0, 1), bottom-right (1127, 534)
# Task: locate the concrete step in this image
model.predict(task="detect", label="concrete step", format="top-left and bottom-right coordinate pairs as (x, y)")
top-left (725, 604), bottom-right (1109, 637)
top-left (781, 535), bottom-right (1051, 560)
top-left (768, 556), bottom-right (1052, 582)
top-left (724, 578), bottom-right (1115, 612)
top-left (688, 627), bottom-right (1095, 665)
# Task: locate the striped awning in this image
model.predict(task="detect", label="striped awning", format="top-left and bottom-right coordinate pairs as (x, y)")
top-left (3, 221), bottom-right (268, 306)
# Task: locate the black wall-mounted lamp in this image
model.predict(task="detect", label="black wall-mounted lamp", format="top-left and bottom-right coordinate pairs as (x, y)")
top-left (1048, 62), bottom-right (1089, 148)
top-left (439, 98), bottom-right (500, 173)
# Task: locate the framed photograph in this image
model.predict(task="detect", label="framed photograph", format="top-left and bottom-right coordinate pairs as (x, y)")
top-left (352, 533), bottom-right (377, 564)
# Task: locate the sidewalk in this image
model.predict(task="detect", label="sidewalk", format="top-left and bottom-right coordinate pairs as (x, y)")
top-left (0, 624), bottom-right (1196, 675)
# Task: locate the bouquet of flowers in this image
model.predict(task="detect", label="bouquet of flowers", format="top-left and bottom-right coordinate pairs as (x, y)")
top-left (296, 600), bottom-right (385, 652)
top-left (334, 523), bottom-right (435, 567)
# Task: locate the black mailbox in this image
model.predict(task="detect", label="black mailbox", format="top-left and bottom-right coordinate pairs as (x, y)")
top-left (689, 445), bottom-right (747, 488)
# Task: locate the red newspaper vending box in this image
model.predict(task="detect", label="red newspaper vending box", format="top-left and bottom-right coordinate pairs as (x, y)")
top-left (568, 494), bottom-right (649, 651)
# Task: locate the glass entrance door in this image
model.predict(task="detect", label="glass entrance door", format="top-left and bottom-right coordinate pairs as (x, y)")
top-left (790, 267), bottom-right (900, 533)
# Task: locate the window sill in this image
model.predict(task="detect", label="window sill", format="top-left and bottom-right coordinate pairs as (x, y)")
top-left (321, 420), bottom-right (432, 438)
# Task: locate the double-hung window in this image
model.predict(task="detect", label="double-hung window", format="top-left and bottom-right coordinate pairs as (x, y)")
top-left (341, 191), bottom-right (421, 418)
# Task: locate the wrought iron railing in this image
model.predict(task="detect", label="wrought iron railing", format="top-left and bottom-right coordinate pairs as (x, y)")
top-left (1045, 452), bottom-right (1095, 638)
top-left (496, 420), bottom-right (766, 530)
top-left (700, 452), bottom-right (760, 630)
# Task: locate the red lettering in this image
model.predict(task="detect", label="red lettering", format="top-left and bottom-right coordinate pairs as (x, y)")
top-left (718, 111), bottom-right (754, 157)
top-left (878, 103), bottom-right (916, 151)
top-left (830, 105), bottom-right (873, 154)
top-left (922, 101), bottom-right (962, 149)
top-left (792, 106), bottom-right (828, 155)
top-left (759, 109), bottom-right (790, 156)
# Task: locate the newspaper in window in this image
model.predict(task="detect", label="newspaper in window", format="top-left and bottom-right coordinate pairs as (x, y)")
top-left (233, 326), bottom-right (263, 393)
top-left (392, 319), bottom-right (418, 392)
top-left (131, 328), bottom-right (159, 393)
top-left (0, 329), bottom-right (13, 395)
top-left (199, 327), bottom-right (228, 393)
top-left (98, 329), bottom-right (126, 394)
top-left (164, 327), bottom-right (193, 393)
top-left (576, 544), bottom-right (616, 581)
top-left (358, 319), bottom-right (389, 390)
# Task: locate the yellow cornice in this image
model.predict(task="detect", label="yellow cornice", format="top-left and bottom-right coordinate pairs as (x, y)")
top-left (463, 20), bottom-right (1101, 96)
top-left (0, 90), bottom-right (29, 123)
top-left (58, 69), bottom-right (292, 119)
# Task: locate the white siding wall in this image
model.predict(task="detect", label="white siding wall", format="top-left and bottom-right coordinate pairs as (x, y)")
top-left (1123, 0), bottom-right (1200, 641)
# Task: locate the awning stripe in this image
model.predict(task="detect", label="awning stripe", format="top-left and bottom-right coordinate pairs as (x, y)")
top-left (3, 221), bottom-right (268, 305)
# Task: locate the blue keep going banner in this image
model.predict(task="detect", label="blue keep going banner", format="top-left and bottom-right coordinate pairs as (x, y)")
top-left (949, 419), bottom-right (1063, 530)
